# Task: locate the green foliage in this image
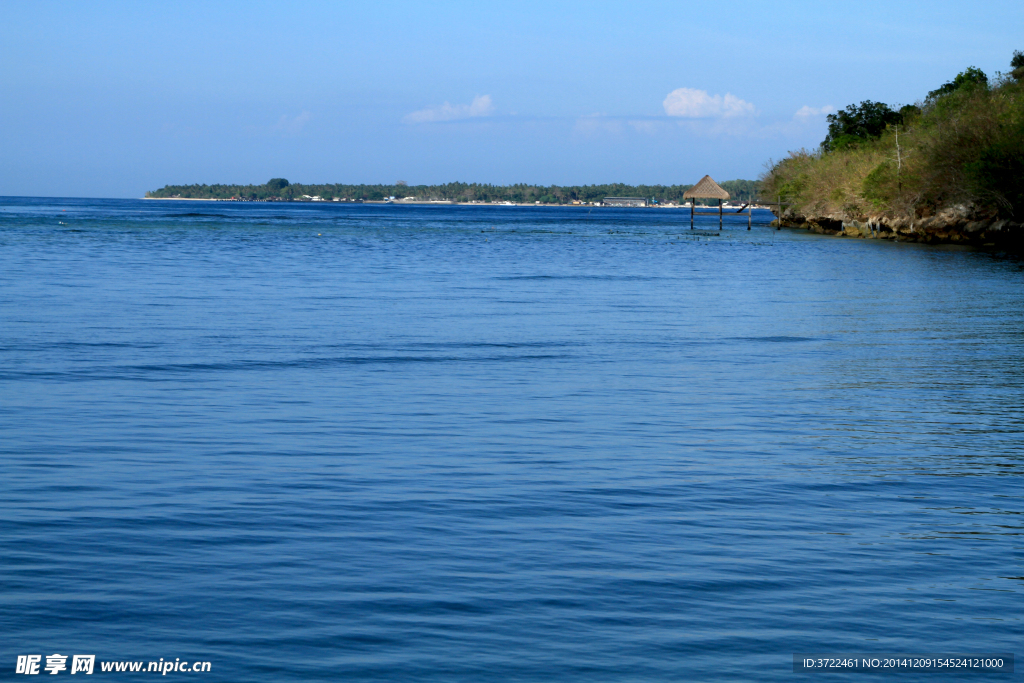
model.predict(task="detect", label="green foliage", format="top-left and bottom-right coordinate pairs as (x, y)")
top-left (1014, 49), bottom-right (1024, 81)
top-left (718, 179), bottom-right (760, 202)
top-left (822, 101), bottom-right (902, 152)
top-left (775, 168), bottom-right (809, 204)
top-left (927, 66), bottom-right (988, 100)
top-left (898, 104), bottom-right (921, 123)
top-left (147, 179), bottom-right (763, 204)
top-left (761, 51), bottom-right (1024, 220)
top-left (827, 134), bottom-right (864, 152)
top-left (962, 118), bottom-right (1024, 214)
top-left (862, 161), bottom-right (897, 208)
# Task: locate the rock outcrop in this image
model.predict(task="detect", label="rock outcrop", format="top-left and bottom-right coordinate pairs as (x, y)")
top-left (773, 205), bottom-right (1022, 248)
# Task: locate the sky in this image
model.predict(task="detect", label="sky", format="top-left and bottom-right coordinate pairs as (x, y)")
top-left (2, 0), bottom-right (1022, 197)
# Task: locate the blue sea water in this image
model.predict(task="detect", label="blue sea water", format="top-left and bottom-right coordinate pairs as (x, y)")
top-left (1, 197), bottom-right (1022, 681)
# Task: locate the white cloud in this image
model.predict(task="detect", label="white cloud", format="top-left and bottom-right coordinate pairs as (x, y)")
top-left (274, 111), bottom-right (312, 134)
top-left (663, 88), bottom-right (756, 118)
top-left (794, 104), bottom-right (835, 120)
top-left (403, 95), bottom-right (495, 123)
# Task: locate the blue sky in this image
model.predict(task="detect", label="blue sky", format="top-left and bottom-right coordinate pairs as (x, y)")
top-left (2, 0), bottom-right (1022, 197)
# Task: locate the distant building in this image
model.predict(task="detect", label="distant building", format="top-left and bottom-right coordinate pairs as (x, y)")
top-left (602, 197), bottom-right (648, 207)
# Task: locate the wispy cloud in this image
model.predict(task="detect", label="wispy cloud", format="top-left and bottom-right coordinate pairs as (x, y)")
top-left (794, 104), bottom-right (835, 120)
top-left (274, 111), bottom-right (313, 134)
top-left (574, 115), bottom-right (675, 137)
top-left (628, 119), bottom-right (666, 134)
top-left (403, 95), bottom-right (495, 124)
top-left (573, 113), bottom-right (623, 135)
top-left (663, 88), bottom-right (756, 118)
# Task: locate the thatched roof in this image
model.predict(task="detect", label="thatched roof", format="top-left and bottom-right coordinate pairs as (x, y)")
top-left (683, 175), bottom-right (730, 200)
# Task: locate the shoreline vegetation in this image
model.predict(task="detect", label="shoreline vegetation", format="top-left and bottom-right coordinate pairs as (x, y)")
top-left (145, 179), bottom-right (761, 207)
top-left (761, 50), bottom-right (1024, 247)
top-left (145, 52), bottom-right (1024, 247)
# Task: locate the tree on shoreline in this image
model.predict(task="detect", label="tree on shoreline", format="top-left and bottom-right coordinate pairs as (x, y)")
top-left (821, 101), bottom-right (902, 152)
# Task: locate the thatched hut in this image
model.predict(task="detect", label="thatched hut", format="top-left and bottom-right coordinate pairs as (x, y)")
top-left (683, 175), bottom-right (730, 229)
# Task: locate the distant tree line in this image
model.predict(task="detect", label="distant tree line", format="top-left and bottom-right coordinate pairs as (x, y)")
top-left (147, 178), bottom-right (762, 204)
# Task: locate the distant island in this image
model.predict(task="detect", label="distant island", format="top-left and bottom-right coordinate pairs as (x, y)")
top-left (762, 50), bottom-right (1024, 246)
top-left (145, 179), bottom-right (761, 206)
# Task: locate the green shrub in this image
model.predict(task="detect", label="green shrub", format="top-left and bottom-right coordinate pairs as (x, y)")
top-left (862, 161), bottom-right (897, 208)
top-left (964, 122), bottom-right (1024, 216)
top-left (927, 66), bottom-right (988, 100)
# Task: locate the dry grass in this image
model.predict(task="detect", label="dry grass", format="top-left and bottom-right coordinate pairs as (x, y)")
top-left (761, 77), bottom-right (1024, 220)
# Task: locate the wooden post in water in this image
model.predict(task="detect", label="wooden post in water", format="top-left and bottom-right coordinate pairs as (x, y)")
top-left (718, 199), bottom-right (722, 230)
top-left (747, 206), bottom-right (751, 230)
top-left (690, 200), bottom-right (694, 229)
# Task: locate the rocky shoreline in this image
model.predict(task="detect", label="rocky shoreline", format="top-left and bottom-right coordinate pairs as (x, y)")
top-left (773, 205), bottom-right (1023, 248)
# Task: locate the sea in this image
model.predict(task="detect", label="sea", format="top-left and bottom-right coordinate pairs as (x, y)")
top-left (2, 197), bottom-right (1022, 681)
